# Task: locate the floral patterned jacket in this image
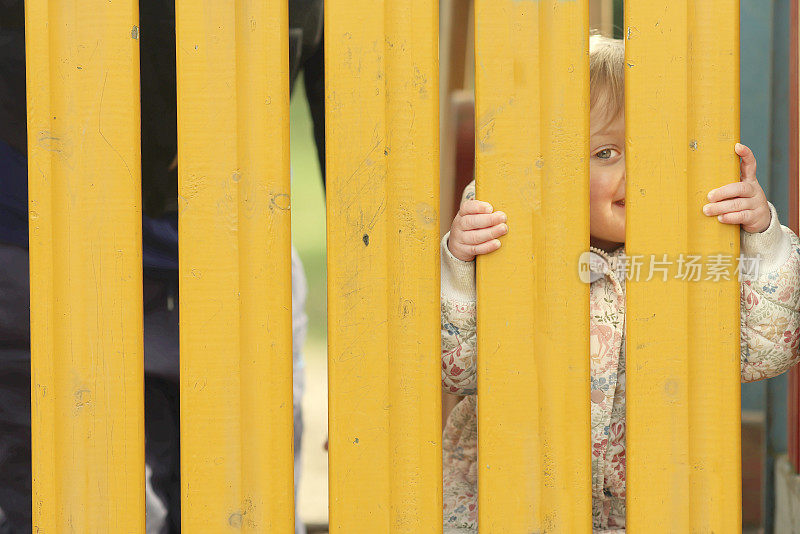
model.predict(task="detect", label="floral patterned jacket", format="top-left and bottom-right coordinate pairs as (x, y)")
top-left (440, 185), bottom-right (800, 533)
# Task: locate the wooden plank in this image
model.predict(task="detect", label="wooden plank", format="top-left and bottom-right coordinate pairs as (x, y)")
top-left (325, 0), bottom-right (441, 530)
top-left (176, 0), bottom-right (294, 530)
top-left (686, 1), bottom-right (742, 529)
top-left (626, 0), bottom-right (741, 529)
top-left (474, 1), bottom-right (591, 530)
top-left (385, 0), bottom-right (442, 530)
top-left (25, 0), bottom-right (145, 530)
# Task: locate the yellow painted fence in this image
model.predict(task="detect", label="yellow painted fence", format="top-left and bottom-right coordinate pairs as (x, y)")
top-left (23, 0), bottom-right (740, 532)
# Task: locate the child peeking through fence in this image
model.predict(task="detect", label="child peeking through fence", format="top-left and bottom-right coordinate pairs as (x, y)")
top-left (439, 34), bottom-right (800, 533)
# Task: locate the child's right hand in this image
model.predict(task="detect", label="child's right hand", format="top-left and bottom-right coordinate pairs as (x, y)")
top-left (447, 200), bottom-right (508, 262)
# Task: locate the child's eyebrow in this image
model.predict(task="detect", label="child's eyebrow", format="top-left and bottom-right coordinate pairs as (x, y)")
top-left (590, 127), bottom-right (624, 137)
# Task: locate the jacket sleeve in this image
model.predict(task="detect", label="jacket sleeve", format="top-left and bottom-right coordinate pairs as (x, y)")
top-left (740, 202), bottom-right (800, 382)
top-left (441, 181), bottom-right (478, 394)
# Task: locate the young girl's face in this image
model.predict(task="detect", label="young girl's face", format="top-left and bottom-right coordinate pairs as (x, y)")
top-left (589, 111), bottom-right (625, 252)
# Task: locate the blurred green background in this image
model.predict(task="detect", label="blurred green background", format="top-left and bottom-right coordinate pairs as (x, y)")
top-left (290, 77), bottom-right (329, 525)
top-left (290, 76), bottom-right (327, 345)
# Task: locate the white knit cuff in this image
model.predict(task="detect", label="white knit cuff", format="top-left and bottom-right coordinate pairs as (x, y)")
top-left (740, 201), bottom-right (791, 275)
top-left (441, 232), bottom-right (476, 302)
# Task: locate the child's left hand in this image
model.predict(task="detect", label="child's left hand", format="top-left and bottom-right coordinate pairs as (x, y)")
top-left (702, 143), bottom-right (771, 233)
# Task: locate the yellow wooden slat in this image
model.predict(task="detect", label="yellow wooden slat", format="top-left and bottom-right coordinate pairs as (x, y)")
top-left (626, 0), bottom-right (741, 528)
top-left (325, 0), bottom-right (441, 531)
top-left (384, 0), bottom-right (442, 531)
top-left (624, 2), bottom-right (691, 528)
top-left (176, 0), bottom-right (294, 530)
top-left (325, 3), bottom-right (390, 529)
top-left (474, 1), bottom-right (590, 531)
top-left (537, 2), bottom-right (592, 528)
top-left (25, 1), bottom-right (145, 531)
top-left (686, 1), bottom-right (741, 530)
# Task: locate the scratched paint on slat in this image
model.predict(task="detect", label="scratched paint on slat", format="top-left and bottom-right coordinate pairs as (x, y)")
top-left (25, 1), bottom-right (145, 531)
top-left (325, 3), bottom-right (391, 530)
top-left (384, 0), bottom-right (443, 531)
top-left (176, 1), bottom-right (294, 531)
top-left (325, 0), bottom-right (441, 531)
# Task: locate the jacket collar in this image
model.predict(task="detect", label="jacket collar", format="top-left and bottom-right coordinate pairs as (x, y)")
top-left (589, 244), bottom-right (625, 272)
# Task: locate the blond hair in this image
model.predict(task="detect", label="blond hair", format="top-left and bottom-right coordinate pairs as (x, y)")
top-left (589, 34), bottom-right (624, 123)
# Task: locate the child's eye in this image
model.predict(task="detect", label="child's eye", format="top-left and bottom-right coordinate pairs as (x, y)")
top-left (594, 148), bottom-right (618, 160)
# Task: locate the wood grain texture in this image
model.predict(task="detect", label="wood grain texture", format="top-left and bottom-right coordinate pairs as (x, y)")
top-left (25, 1), bottom-right (145, 530)
top-left (625, 1), bottom-right (741, 529)
top-left (474, 1), bottom-right (591, 531)
top-left (325, 0), bottom-right (441, 531)
top-left (176, 1), bottom-right (294, 530)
